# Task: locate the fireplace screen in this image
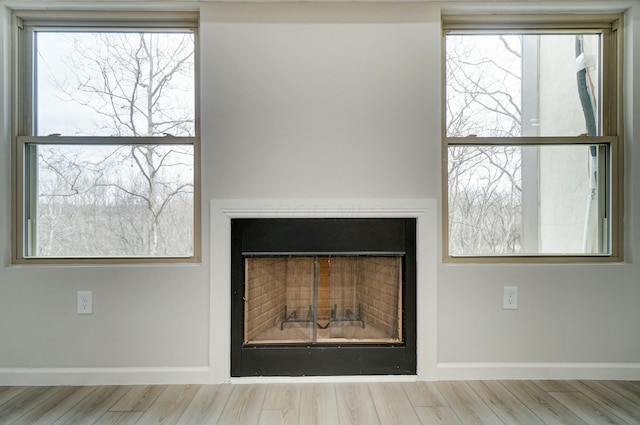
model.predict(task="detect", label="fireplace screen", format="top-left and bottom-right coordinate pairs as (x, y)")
top-left (244, 255), bottom-right (402, 345)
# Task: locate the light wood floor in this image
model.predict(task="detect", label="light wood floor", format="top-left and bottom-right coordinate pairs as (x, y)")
top-left (1, 380), bottom-right (639, 425)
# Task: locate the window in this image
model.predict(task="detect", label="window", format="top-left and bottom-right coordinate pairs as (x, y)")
top-left (12, 12), bottom-right (199, 263)
top-left (443, 15), bottom-right (623, 261)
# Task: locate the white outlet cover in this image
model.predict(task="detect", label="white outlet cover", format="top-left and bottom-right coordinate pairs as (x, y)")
top-left (77, 291), bottom-right (93, 314)
top-left (503, 286), bottom-right (518, 310)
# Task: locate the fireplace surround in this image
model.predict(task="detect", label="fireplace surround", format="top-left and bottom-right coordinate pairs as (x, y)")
top-left (210, 199), bottom-right (437, 382)
top-left (231, 218), bottom-right (416, 376)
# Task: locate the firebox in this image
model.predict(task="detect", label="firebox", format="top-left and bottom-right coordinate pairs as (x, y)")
top-left (231, 218), bottom-right (416, 377)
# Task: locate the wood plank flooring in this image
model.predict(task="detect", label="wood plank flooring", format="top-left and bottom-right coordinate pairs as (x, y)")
top-left (0, 380), bottom-right (639, 425)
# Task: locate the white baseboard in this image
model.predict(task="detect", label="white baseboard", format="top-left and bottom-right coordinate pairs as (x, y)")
top-left (435, 362), bottom-right (640, 381)
top-left (0, 367), bottom-right (210, 386)
top-left (230, 375), bottom-right (418, 385)
top-left (3, 363), bottom-right (638, 386)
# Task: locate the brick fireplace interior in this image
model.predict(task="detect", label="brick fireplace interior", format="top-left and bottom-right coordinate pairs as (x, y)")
top-left (231, 218), bottom-right (416, 377)
top-left (244, 256), bottom-right (402, 345)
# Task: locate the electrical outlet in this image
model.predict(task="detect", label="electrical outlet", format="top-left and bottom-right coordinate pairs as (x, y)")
top-left (77, 291), bottom-right (93, 314)
top-left (503, 286), bottom-right (518, 310)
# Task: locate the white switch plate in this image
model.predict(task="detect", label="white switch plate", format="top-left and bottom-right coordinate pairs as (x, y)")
top-left (503, 286), bottom-right (518, 310)
top-left (77, 291), bottom-right (93, 314)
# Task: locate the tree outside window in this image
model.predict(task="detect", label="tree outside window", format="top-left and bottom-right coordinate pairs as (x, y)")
top-left (444, 17), bottom-right (621, 260)
top-left (14, 13), bottom-right (199, 261)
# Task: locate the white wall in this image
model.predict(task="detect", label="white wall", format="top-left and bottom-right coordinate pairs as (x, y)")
top-left (437, 1), bottom-right (640, 376)
top-left (1, 0), bottom-right (639, 384)
top-left (202, 3), bottom-right (439, 200)
top-left (0, 2), bottom-right (210, 381)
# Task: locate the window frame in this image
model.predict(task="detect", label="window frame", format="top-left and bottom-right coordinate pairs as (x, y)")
top-left (11, 11), bottom-right (201, 264)
top-left (442, 14), bottom-right (624, 263)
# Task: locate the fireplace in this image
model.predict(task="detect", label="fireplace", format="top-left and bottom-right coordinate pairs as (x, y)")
top-left (231, 218), bottom-right (416, 377)
top-left (244, 256), bottom-right (403, 344)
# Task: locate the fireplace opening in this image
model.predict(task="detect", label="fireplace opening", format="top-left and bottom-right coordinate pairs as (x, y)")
top-left (244, 255), bottom-right (402, 345)
top-left (231, 218), bottom-right (416, 377)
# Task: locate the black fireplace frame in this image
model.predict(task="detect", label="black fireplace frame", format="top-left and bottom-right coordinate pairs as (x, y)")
top-left (230, 218), bottom-right (417, 377)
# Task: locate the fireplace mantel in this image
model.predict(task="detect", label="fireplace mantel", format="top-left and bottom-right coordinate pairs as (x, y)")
top-left (210, 199), bottom-right (437, 383)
